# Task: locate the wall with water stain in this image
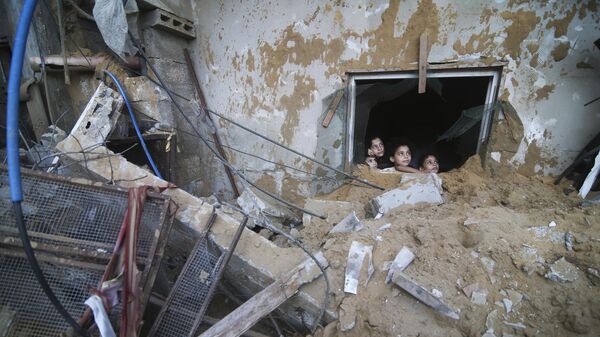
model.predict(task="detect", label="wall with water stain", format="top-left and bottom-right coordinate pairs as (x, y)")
top-left (190, 0), bottom-right (600, 200)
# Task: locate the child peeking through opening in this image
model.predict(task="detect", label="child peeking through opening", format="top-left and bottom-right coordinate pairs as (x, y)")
top-left (382, 143), bottom-right (420, 173)
top-left (419, 154), bottom-right (439, 173)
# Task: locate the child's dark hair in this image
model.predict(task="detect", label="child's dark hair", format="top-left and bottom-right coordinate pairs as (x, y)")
top-left (391, 141), bottom-right (412, 154)
top-left (419, 153), bottom-right (437, 168)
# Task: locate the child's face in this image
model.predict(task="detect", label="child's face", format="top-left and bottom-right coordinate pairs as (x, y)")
top-left (369, 138), bottom-right (385, 158)
top-left (365, 156), bottom-right (377, 168)
top-left (391, 145), bottom-right (411, 167)
top-left (420, 155), bottom-right (439, 173)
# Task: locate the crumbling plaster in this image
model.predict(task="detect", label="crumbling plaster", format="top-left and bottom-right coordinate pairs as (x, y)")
top-left (190, 0), bottom-right (599, 199)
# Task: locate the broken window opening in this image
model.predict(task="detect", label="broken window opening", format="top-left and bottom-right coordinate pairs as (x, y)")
top-left (346, 68), bottom-right (502, 172)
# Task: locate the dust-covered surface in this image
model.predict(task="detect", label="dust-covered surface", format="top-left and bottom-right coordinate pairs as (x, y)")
top-left (300, 156), bottom-right (600, 337)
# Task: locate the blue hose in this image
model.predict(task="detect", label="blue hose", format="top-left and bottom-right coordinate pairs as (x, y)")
top-left (6, 0), bottom-right (38, 202)
top-left (6, 1), bottom-right (88, 335)
top-left (104, 70), bottom-right (163, 179)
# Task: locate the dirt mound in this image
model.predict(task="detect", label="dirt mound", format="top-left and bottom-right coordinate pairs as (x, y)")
top-left (303, 156), bottom-right (600, 337)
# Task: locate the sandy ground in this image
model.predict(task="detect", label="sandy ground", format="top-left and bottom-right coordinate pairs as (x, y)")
top-left (298, 156), bottom-right (600, 337)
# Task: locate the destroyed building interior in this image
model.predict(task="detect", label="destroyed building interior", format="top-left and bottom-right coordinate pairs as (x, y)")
top-left (1, 0), bottom-right (600, 336)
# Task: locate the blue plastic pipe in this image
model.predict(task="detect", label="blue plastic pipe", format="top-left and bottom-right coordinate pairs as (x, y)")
top-left (6, 1), bottom-right (89, 335)
top-left (6, 0), bottom-right (38, 202)
top-left (104, 70), bottom-right (163, 179)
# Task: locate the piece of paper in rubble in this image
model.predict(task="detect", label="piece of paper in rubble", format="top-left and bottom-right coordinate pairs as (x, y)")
top-left (344, 241), bottom-right (374, 294)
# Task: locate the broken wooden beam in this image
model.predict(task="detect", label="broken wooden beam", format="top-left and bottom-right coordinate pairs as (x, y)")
top-left (322, 90), bottom-right (344, 128)
top-left (418, 33), bottom-right (428, 94)
top-left (197, 252), bottom-right (328, 337)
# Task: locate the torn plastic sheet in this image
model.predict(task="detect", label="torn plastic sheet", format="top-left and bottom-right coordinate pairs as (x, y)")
top-left (93, 0), bottom-right (137, 58)
top-left (344, 241), bottom-right (374, 294)
top-left (85, 295), bottom-right (117, 337)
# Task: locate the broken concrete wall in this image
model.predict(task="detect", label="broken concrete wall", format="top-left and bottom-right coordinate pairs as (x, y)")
top-left (190, 0), bottom-right (600, 199)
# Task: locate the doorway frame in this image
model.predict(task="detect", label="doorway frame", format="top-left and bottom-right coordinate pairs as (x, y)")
top-left (345, 66), bottom-right (503, 168)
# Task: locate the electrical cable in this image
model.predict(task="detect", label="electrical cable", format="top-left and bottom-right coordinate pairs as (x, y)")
top-left (127, 33), bottom-right (326, 220)
top-left (120, 62), bottom-right (381, 191)
top-left (103, 70), bottom-right (163, 179)
top-left (6, 0), bottom-right (88, 335)
top-left (204, 109), bottom-right (384, 191)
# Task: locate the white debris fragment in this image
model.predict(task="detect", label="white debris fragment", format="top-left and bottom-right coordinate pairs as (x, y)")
top-left (374, 235), bottom-right (383, 242)
top-left (471, 290), bottom-right (488, 305)
top-left (565, 231), bottom-right (574, 251)
top-left (462, 283), bottom-right (480, 298)
top-left (503, 321), bottom-right (527, 329)
top-left (491, 152), bottom-right (502, 162)
top-left (480, 256), bottom-right (496, 274)
top-left (377, 223), bottom-right (392, 231)
top-left (481, 330), bottom-right (496, 337)
top-left (369, 174), bottom-right (443, 216)
top-left (386, 246), bottom-right (415, 283)
top-left (344, 241), bottom-right (374, 294)
top-left (431, 288), bottom-right (443, 298)
top-left (505, 289), bottom-right (523, 308)
top-left (548, 220), bottom-right (557, 227)
top-left (330, 211), bottom-right (365, 233)
top-left (502, 298), bottom-right (513, 313)
top-left (545, 257), bottom-right (580, 283)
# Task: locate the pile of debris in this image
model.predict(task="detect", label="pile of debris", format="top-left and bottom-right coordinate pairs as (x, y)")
top-left (294, 159), bottom-right (600, 337)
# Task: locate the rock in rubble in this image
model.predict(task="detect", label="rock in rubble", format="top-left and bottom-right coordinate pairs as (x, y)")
top-left (545, 257), bottom-right (580, 283)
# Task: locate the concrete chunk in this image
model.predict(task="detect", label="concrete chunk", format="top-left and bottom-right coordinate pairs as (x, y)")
top-left (237, 187), bottom-right (300, 228)
top-left (369, 173), bottom-right (443, 216)
top-left (329, 211), bottom-right (364, 233)
top-left (545, 257), bottom-right (580, 283)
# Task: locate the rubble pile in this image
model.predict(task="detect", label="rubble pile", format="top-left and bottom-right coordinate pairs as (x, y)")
top-left (296, 156), bottom-right (600, 337)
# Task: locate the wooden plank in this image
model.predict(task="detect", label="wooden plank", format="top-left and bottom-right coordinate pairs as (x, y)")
top-left (25, 83), bottom-right (50, 140)
top-left (391, 271), bottom-right (459, 320)
top-left (418, 33), bottom-right (428, 94)
top-left (322, 90), bottom-right (344, 128)
top-left (198, 252), bottom-right (328, 337)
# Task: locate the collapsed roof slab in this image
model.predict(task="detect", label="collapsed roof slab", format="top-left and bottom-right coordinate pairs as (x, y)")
top-left (55, 83), bottom-right (334, 330)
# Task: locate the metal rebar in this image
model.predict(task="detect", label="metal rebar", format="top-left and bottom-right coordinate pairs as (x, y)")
top-left (183, 48), bottom-right (240, 198)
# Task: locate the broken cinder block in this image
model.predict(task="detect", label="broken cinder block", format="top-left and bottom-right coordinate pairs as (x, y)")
top-left (369, 173), bottom-right (443, 217)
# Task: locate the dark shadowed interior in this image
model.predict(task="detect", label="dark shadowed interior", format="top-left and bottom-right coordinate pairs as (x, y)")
top-left (354, 76), bottom-right (491, 172)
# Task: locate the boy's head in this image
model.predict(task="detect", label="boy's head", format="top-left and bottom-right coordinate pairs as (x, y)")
top-left (368, 137), bottom-right (385, 158)
top-left (390, 144), bottom-right (411, 168)
top-left (365, 156), bottom-right (378, 168)
top-left (419, 154), bottom-right (439, 173)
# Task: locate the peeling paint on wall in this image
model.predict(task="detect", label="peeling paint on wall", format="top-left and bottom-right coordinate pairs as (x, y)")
top-left (191, 0), bottom-right (600, 199)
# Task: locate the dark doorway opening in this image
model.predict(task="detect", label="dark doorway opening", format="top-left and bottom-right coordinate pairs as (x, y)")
top-left (351, 73), bottom-right (498, 172)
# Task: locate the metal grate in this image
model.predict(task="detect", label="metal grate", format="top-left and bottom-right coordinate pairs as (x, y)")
top-left (149, 238), bottom-right (222, 337)
top-left (0, 171), bottom-right (163, 258)
top-left (0, 255), bottom-right (103, 337)
top-left (0, 167), bottom-right (173, 337)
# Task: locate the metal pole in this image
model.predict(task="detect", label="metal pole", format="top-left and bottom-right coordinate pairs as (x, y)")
top-left (183, 48), bottom-right (240, 198)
